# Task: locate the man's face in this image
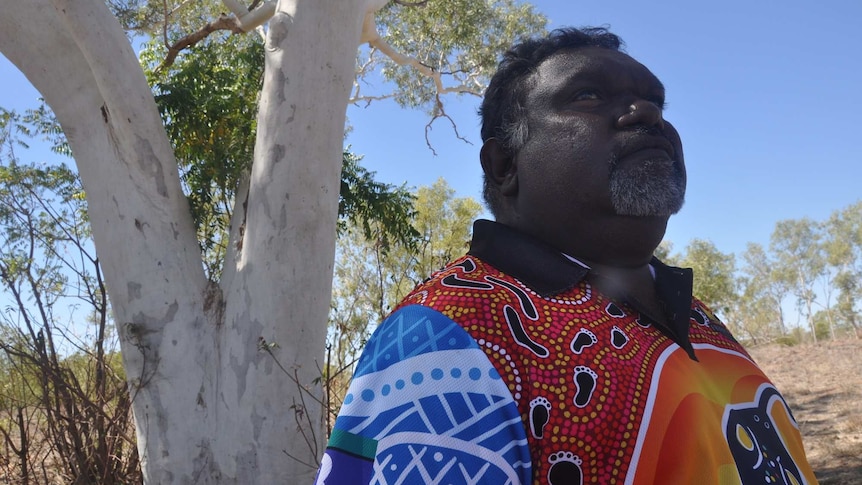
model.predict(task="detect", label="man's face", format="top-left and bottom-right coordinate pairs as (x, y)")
top-left (510, 47), bottom-right (686, 236)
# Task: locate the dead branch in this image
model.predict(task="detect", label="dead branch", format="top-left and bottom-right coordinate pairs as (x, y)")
top-left (156, 13), bottom-right (244, 73)
top-left (424, 94), bottom-right (472, 155)
top-left (359, 13), bottom-right (485, 151)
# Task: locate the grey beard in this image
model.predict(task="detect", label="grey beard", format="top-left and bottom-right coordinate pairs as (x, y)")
top-left (608, 158), bottom-right (686, 217)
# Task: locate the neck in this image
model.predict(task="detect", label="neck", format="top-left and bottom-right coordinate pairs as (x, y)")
top-left (583, 215), bottom-right (667, 266)
top-left (502, 212), bottom-right (668, 268)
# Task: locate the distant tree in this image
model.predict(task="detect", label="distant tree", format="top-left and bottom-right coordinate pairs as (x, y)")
top-left (327, 178), bottom-right (482, 419)
top-left (824, 202), bottom-right (862, 339)
top-left (385, 178), bottom-right (484, 297)
top-left (653, 240), bottom-right (676, 264)
top-left (677, 239), bottom-right (737, 317)
top-left (771, 218), bottom-right (827, 343)
top-left (736, 242), bottom-right (790, 341)
top-left (808, 309), bottom-right (834, 342)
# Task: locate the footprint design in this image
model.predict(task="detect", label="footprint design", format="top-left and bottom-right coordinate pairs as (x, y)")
top-left (573, 366), bottom-right (598, 408)
top-left (570, 328), bottom-right (597, 354)
top-left (611, 326), bottom-right (629, 349)
top-left (691, 307), bottom-right (709, 326)
top-left (529, 397), bottom-right (552, 439)
top-left (606, 302), bottom-right (625, 318)
top-left (547, 451), bottom-right (583, 485)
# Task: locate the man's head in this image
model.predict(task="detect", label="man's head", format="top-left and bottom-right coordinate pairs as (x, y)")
top-left (478, 27), bottom-right (686, 259)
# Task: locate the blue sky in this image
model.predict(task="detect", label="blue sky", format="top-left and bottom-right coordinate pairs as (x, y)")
top-left (346, 0), bottom-right (862, 258)
top-left (2, 0), bottom-right (861, 260)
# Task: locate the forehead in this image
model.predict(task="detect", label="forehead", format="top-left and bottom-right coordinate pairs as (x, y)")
top-left (527, 47), bottom-right (663, 98)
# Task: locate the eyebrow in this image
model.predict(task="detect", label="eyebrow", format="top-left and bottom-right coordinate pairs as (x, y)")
top-left (553, 61), bottom-right (666, 94)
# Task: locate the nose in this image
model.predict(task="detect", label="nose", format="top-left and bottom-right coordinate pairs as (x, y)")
top-left (616, 99), bottom-right (664, 130)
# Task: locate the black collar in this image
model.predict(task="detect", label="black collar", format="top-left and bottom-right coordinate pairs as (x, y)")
top-left (467, 219), bottom-right (697, 359)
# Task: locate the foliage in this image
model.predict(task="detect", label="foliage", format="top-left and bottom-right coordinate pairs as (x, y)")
top-left (770, 218), bottom-right (827, 342)
top-left (126, 0), bottom-right (546, 142)
top-left (373, 0), bottom-right (547, 110)
top-left (654, 240), bottom-right (675, 264)
top-left (140, 35), bottom-right (419, 278)
top-left (825, 202), bottom-right (862, 334)
top-left (108, 0), bottom-right (225, 40)
top-left (733, 243), bottom-right (790, 344)
top-left (663, 204), bottom-right (862, 346)
top-left (339, 150), bottom-right (418, 253)
top-left (677, 239), bottom-right (736, 316)
top-left (0, 110), bottom-right (139, 484)
top-left (141, 35), bottom-right (261, 277)
top-left (325, 178), bottom-right (482, 423)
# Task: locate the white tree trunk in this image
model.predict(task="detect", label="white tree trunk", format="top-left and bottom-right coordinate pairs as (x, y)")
top-left (215, 0), bottom-right (366, 481)
top-left (0, 0), bottom-right (375, 482)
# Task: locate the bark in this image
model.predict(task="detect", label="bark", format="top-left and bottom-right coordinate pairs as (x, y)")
top-left (214, 0), bottom-right (368, 481)
top-left (0, 0), bottom-right (382, 481)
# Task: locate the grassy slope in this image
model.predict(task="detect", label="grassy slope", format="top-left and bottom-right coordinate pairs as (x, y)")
top-left (749, 340), bottom-right (862, 484)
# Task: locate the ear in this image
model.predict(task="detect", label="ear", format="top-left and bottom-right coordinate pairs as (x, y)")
top-left (480, 138), bottom-right (518, 196)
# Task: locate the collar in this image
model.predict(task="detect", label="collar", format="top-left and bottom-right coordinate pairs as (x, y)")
top-left (467, 219), bottom-right (697, 359)
top-left (468, 219), bottom-right (590, 297)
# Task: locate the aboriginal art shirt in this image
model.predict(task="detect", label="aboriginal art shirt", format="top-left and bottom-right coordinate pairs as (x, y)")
top-left (315, 220), bottom-right (816, 485)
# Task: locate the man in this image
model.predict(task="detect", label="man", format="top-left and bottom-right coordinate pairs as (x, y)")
top-left (315, 27), bottom-right (816, 484)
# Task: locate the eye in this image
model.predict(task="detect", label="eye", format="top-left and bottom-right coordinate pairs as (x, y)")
top-left (571, 89), bottom-right (602, 102)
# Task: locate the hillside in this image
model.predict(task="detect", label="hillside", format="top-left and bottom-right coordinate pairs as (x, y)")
top-left (749, 340), bottom-right (862, 484)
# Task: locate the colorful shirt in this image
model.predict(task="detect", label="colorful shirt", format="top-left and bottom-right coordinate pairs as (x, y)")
top-left (315, 220), bottom-right (816, 484)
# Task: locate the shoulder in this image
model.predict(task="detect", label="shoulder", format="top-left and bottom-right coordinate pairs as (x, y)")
top-left (689, 297), bottom-right (752, 358)
top-left (352, 304), bottom-right (482, 378)
top-left (322, 304), bottom-right (532, 484)
top-left (396, 255), bottom-right (525, 311)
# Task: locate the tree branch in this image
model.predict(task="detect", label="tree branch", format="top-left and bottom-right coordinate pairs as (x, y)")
top-left (361, 14), bottom-right (483, 98)
top-left (349, 93), bottom-right (398, 107)
top-left (359, 14), bottom-right (484, 150)
top-left (424, 94), bottom-right (472, 156)
top-left (156, 13), bottom-right (244, 73)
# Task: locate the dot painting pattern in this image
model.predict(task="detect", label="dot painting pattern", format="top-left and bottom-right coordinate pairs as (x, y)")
top-left (396, 256), bottom-right (757, 484)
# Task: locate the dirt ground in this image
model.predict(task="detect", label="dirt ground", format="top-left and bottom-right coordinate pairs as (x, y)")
top-left (749, 339), bottom-right (862, 484)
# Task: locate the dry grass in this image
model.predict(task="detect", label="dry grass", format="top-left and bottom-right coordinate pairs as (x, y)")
top-left (749, 339), bottom-right (862, 484)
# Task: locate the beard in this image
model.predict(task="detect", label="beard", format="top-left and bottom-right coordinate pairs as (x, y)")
top-left (608, 157), bottom-right (686, 217)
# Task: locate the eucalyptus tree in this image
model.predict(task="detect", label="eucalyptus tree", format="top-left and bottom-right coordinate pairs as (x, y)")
top-left (0, 1), bottom-right (546, 482)
top-left (770, 218), bottom-right (828, 343)
top-left (737, 242), bottom-right (791, 341)
top-left (382, 178), bottom-right (484, 300)
top-left (824, 202), bottom-right (862, 338)
top-left (141, 36), bottom-right (417, 279)
top-left (677, 238), bottom-right (737, 317)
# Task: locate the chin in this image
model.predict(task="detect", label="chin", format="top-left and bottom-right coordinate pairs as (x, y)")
top-left (609, 163), bottom-right (686, 217)
top-left (612, 195), bottom-right (685, 217)
top-left (613, 193), bottom-right (685, 216)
